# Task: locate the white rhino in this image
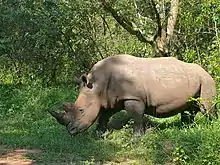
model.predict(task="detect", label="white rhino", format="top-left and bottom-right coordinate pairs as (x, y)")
top-left (49, 54), bottom-right (218, 137)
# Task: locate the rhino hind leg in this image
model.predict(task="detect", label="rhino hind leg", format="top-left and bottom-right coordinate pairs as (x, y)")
top-left (124, 100), bottom-right (145, 137)
top-left (181, 108), bottom-right (199, 125)
top-left (199, 82), bottom-right (218, 120)
top-left (200, 102), bottom-right (218, 121)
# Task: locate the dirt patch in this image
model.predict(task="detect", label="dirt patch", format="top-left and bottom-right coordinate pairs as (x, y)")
top-left (0, 146), bottom-right (41, 165)
top-left (103, 156), bottom-right (145, 165)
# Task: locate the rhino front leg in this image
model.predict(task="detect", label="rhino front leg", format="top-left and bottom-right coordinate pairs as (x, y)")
top-left (95, 109), bottom-right (117, 138)
top-left (124, 100), bottom-right (145, 137)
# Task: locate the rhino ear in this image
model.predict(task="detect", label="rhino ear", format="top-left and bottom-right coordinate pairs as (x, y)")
top-left (63, 103), bottom-right (75, 112)
top-left (80, 74), bottom-right (88, 84)
top-left (80, 74), bottom-right (93, 89)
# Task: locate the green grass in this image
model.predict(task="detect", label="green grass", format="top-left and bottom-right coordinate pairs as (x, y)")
top-left (0, 84), bottom-right (220, 165)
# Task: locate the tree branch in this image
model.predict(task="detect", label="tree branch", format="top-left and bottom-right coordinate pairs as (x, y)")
top-left (133, 0), bottom-right (144, 32)
top-left (100, 15), bottom-right (114, 41)
top-left (89, 36), bottom-right (105, 59)
top-left (166, 0), bottom-right (180, 46)
top-left (100, 0), bottom-right (154, 45)
top-left (150, 0), bottom-right (162, 41)
top-left (150, 0), bottom-right (167, 55)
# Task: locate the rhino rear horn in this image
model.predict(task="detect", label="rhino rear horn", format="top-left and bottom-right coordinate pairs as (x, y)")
top-left (63, 103), bottom-right (76, 112)
top-left (48, 110), bottom-right (66, 125)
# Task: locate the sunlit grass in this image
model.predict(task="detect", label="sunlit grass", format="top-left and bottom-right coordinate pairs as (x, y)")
top-left (0, 84), bottom-right (220, 164)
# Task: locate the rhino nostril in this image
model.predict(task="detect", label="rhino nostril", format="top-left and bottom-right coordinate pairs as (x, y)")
top-left (70, 126), bottom-right (76, 131)
top-left (66, 121), bottom-right (71, 127)
top-left (66, 122), bottom-right (77, 132)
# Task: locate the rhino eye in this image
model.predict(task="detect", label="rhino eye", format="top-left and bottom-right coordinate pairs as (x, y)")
top-left (79, 109), bottom-right (84, 113)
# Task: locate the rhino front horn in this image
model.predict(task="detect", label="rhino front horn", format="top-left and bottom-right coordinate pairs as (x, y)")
top-left (48, 110), bottom-right (66, 125)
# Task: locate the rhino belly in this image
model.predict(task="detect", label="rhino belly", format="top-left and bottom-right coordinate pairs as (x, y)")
top-left (146, 84), bottom-right (200, 118)
top-left (146, 97), bottom-right (194, 118)
top-left (159, 100), bottom-right (190, 117)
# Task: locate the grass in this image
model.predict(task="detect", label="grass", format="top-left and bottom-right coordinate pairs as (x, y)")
top-left (0, 84), bottom-right (220, 165)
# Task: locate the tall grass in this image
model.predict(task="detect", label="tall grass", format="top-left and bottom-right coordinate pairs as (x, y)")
top-left (0, 84), bottom-right (219, 164)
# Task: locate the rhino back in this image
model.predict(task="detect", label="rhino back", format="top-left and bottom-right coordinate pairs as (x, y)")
top-left (87, 55), bottom-right (203, 107)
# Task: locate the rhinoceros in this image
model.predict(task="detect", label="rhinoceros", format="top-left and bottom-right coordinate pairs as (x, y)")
top-left (49, 54), bottom-right (218, 137)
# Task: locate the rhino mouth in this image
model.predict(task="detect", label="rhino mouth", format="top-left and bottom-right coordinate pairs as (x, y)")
top-left (66, 121), bottom-right (89, 136)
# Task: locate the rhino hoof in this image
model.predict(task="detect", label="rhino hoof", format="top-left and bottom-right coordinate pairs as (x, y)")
top-left (95, 130), bottom-right (111, 139)
top-left (133, 133), bottom-right (143, 138)
top-left (133, 129), bottom-right (145, 138)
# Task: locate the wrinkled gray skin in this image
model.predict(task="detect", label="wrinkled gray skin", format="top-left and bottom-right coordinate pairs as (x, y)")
top-left (49, 54), bottom-right (218, 137)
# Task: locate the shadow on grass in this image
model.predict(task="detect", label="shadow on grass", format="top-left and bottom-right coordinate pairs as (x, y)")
top-left (0, 84), bottom-right (120, 163)
top-left (108, 111), bottom-right (184, 131)
top-left (109, 110), bottom-right (218, 133)
top-left (1, 117), bottom-right (120, 164)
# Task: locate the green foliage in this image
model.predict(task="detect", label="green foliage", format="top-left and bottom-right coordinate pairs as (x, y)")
top-left (1, 85), bottom-right (220, 164)
top-left (0, 0), bottom-right (147, 85)
top-left (172, 146), bottom-right (189, 164)
top-left (0, 0), bottom-right (219, 85)
top-left (0, 0), bottom-right (220, 164)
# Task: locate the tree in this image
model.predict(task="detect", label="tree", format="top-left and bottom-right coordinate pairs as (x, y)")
top-left (100, 0), bottom-right (180, 57)
top-left (0, 0), bottom-right (219, 85)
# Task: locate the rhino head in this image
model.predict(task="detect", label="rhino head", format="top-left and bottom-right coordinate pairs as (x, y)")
top-left (48, 74), bottom-right (101, 135)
